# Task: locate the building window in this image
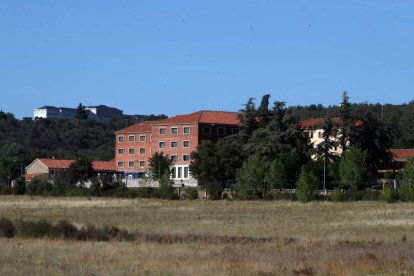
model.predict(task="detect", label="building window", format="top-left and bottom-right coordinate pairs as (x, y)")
top-left (171, 167), bottom-right (176, 179)
top-left (159, 141), bottom-right (165, 148)
top-left (171, 141), bottom-right (178, 148)
top-left (139, 161), bottom-right (146, 168)
top-left (117, 161), bottom-right (124, 168)
top-left (217, 127), bottom-right (226, 135)
top-left (171, 127), bottom-right (178, 135)
top-left (177, 167), bottom-right (182, 178)
top-left (139, 135), bottom-right (146, 142)
top-left (171, 155), bottom-right (178, 161)
top-left (139, 148), bottom-right (146, 155)
top-left (183, 126), bottom-right (191, 134)
top-left (232, 128), bottom-right (239, 135)
top-left (202, 126), bottom-right (211, 134)
top-left (128, 161), bottom-right (135, 168)
top-left (118, 148), bottom-right (124, 155)
top-left (128, 135), bottom-right (135, 142)
top-left (183, 141), bottom-right (190, 148)
top-left (183, 155), bottom-right (190, 161)
top-left (118, 135), bottom-right (124, 143)
top-left (128, 148), bottom-right (135, 155)
top-left (184, 167), bottom-right (189, 178)
top-left (159, 128), bottom-right (166, 135)
top-left (318, 131), bottom-right (323, 138)
top-left (310, 130), bottom-right (314, 138)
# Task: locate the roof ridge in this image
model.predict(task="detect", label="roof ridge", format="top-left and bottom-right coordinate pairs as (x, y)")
top-left (198, 110), bottom-right (204, 123)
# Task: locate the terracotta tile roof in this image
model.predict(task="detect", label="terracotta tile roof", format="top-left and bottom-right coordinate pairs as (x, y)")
top-left (38, 158), bottom-right (116, 172)
top-left (115, 121), bottom-right (153, 134)
top-left (199, 111), bottom-right (240, 125)
top-left (300, 117), bottom-right (362, 128)
top-left (390, 149), bottom-right (414, 160)
top-left (92, 161), bottom-right (117, 172)
top-left (38, 158), bottom-right (74, 169)
top-left (152, 111), bottom-right (240, 125)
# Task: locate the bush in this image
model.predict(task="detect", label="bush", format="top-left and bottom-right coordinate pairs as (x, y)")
top-left (64, 186), bottom-right (88, 197)
top-left (16, 219), bottom-right (53, 238)
top-left (382, 184), bottom-right (397, 203)
top-left (53, 220), bottom-right (78, 239)
top-left (296, 168), bottom-right (317, 203)
top-left (398, 180), bottom-right (414, 201)
top-left (12, 177), bottom-right (26, 195)
top-left (27, 179), bottom-right (53, 196)
top-left (183, 187), bottom-right (198, 200)
top-left (0, 218), bottom-right (16, 238)
top-left (330, 188), bottom-right (344, 202)
top-left (158, 183), bottom-right (179, 200)
top-left (266, 191), bottom-right (296, 201)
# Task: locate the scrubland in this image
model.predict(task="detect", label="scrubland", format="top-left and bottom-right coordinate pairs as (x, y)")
top-left (1, 196), bottom-right (413, 275)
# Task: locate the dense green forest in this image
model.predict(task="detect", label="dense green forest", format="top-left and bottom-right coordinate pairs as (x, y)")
top-left (0, 110), bottom-right (166, 184)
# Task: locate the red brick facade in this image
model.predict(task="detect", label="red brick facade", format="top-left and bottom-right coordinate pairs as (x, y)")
top-left (114, 111), bottom-right (239, 184)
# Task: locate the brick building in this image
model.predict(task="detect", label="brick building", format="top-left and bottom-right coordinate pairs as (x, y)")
top-left (114, 110), bottom-right (240, 186)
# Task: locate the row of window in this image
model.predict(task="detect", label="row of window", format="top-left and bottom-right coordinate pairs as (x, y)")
top-left (118, 135), bottom-right (147, 143)
top-left (159, 140), bottom-right (190, 149)
top-left (309, 130), bottom-right (323, 139)
top-left (159, 126), bottom-right (191, 135)
top-left (118, 148), bottom-right (147, 155)
top-left (171, 154), bottom-right (190, 162)
top-left (201, 126), bottom-right (238, 135)
top-left (117, 160), bottom-right (146, 168)
top-left (171, 166), bottom-right (190, 179)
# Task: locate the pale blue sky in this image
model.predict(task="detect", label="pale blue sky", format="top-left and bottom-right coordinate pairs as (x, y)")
top-left (1, 1), bottom-right (414, 118)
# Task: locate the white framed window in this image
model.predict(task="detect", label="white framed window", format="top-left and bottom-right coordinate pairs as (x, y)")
top-left (183, 140), bottom-right (190, 148)
top-left (184, 167), bottom-right (189, 178)
top-left (318, 131), bottom-right (323, 138)
top-left (171, 141), bottom-right (178, 148)
top-left (171, 155), bottom-right (178, 161)
top-left (171, 127), bottom-right (178, 135)
top-left (117, 161), bottom-right (124, 168)
top-left (232, 128), bottom-right (239, 135)
top-left (171, 167), bottom-right (176, 178)
top-left (202, 126), bottom-right (211, 134)
top-left (183, 126), bottom-right (191, 134)
top-left (159, 128), bottom-right (166, 135)
top-left (118, 148), bottom-right (124, 155)
top-left (139, 148), bottom-right (146, 155)
top-left (177, 167), bottom-right (182, 178)
top-left (139, 135), bottom-right (146, 142)
top-left (118, 135), bottom-right (124, 143)
top-left (128, 135), bottom-right (135, 142)
top-left (217, 127), bottom-right (226, 135)
top-left (159, 141), bottom-right (166, 148)
top-left (128, 161), bottom-right (135, 168)
top-left (309, 130), bottom-right (314, 138)
top-left (139, 161), bottom-right (146, 168)
top-left (128, 148), bottom-right (135, 155)
top-left (183, 155), bottom-right (190, 162)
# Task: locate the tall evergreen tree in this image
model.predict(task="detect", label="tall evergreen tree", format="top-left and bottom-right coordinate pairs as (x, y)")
top-left (338, 91), bottom-right (353, 151)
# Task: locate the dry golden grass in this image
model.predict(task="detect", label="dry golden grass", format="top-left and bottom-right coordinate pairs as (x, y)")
top-left (1, 196), bottom-right (414, 275)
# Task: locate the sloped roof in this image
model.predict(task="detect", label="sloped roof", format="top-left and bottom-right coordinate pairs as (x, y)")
top-left (36, 158), bottom-right (116, 172)
top-left (115, 121), bottom-right (153, 134)
top-left (38, 158), bottom-right (74, 169)
top-left (390, 149), bottom-right (414, 161)
top-left (152, 111), bottom-right (240, 125)
top-left (92, 161), bottom-right (117, 172)
top-left (300, 117), bottom-right (362, 128)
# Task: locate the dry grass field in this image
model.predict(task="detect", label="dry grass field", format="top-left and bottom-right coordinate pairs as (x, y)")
top-left (1, 196), bottom-right (414, 275)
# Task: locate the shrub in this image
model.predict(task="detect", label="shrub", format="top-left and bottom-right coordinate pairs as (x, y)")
top-left (183, 187), bottom-right (198, 200)
top-left (135, 187), bottom-right (155, 198)
top-left (267, 191), bottom-right (296, 201)
top-left (330, 188), bottom-right (344, 202)
top-left (0, 218), bottom-right (16, 238)
top-left (12, 177), bottom-right (26, 195)
top-left (296, 168), bottom-right (317, 203)
top-left (382, 184), bottom-right (397, 203)
top-left (64, 186), bottom-right (88, 197)
top-left (16, 219), bottom-right (53, 238)
top-left (158, 183), bottom-right (179, 200)
top-left (53, 220), bottom-right (78, 239)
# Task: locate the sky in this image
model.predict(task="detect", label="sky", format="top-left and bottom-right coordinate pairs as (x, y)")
top-left (1, 1), bottom-right (414, 118)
